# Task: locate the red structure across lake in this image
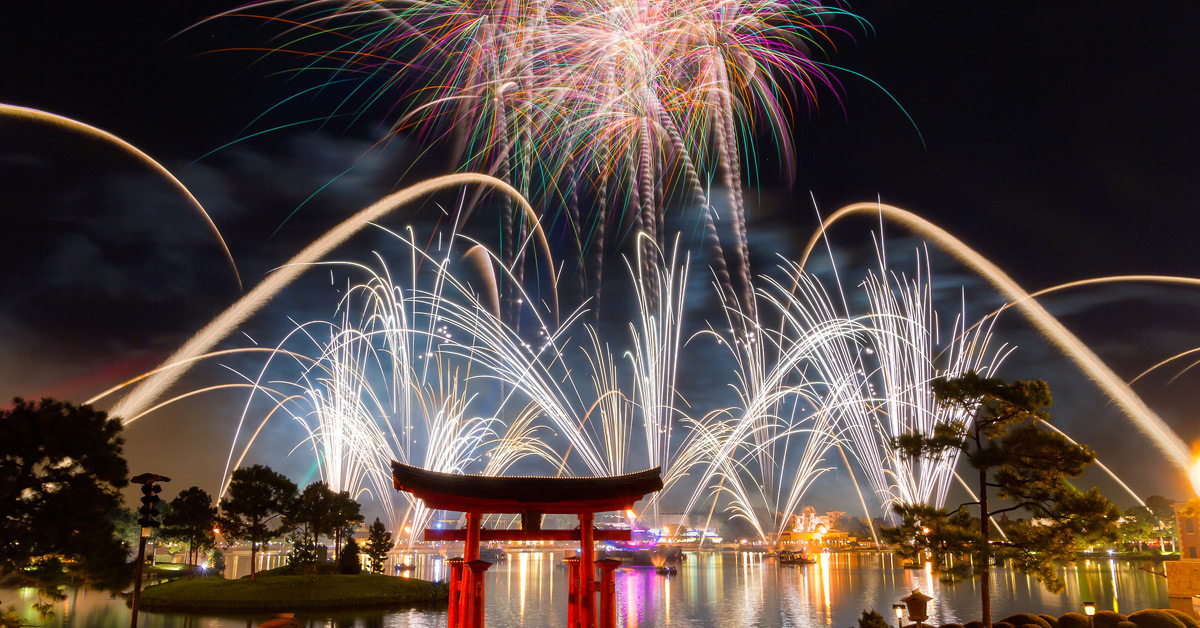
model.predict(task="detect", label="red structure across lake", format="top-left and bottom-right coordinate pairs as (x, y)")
top-left (391, 462), bottom-right (663, 628)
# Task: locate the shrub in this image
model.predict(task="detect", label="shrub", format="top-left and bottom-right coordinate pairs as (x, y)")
top-left (338, 540), bottom-right (362, 575)
top-left (856, 609), bottom-right (889, 628)
top-left (1059, 613), bottom-right (1091, 628)
top-left (1095, 611), bottom-right (1129, 628)
top-left (210, 548), bottom-right (226, 575)
top-left (1001, 614), bottom-right (1051, 628)
top-left (1127, 610), bottom-right (1187, 628)
top-left (1164, 611), bottom-right (1200, 628)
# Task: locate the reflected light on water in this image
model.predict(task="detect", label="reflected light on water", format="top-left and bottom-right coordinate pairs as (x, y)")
top-left (1111, 559), bottom-right (1120, 613)
top-left (0, 551), bottom-right (1173, 627)
top-left (664, 575), bottom-right (670, 621)
top-left (519, 551), bottom-right (528, 624)
top-left (624, 568), bottom-right (641, 628)
top-left (926, 560), bottom-right (934, 595)
top-left (821, 551), bottom-right (831, 617)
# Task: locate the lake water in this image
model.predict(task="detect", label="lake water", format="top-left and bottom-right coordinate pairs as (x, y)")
top-left (0, 551), bottom-right (1174, 628)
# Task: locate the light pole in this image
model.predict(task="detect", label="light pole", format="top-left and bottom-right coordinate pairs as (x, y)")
top-left (893, 604), bottom-right (906, 628)
top-left (130, 472), bottom-right (171, 628)
top-left (1083, 602), bottom-right (1096, 628)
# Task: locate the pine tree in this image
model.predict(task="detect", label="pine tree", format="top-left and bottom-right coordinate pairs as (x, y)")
top-left (0, 398), bottom-right (132, 595)
top-left (880, 372), bottom-right (1119, 628)
top-left (218, 465), bottom-right (298, 581)
top-left (364, 518), bottom-right (393, 574)
top-left (328, 490), bottom-right (363, 558)
top-left (161, 486), bottom-right (218, 577)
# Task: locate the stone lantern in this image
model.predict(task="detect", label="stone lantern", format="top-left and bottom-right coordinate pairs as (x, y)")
top-left (900, 588), bottom-right (933, 627)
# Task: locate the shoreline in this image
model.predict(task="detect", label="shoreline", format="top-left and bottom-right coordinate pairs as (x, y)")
top-left (136, 574), bottom-right (449, 613)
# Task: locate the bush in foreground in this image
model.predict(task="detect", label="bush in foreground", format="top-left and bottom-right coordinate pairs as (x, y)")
top-left (928, 609), bottom-right (1198, 628)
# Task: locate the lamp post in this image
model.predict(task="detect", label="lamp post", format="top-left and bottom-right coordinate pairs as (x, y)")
top-left (129, 472), bottom-right (171, 628)
top-left (900, 588), bottom-right (932, 628)
top-left (1083, 602), bottom-right (1096, 628)
top-left (893, 603), bottom-right (906, 628)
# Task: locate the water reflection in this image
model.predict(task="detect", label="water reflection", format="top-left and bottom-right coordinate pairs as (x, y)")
top-left (0, 552), bottom-right (1172, 627)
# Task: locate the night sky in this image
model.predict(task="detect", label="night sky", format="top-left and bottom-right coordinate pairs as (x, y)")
top-left (2, 2), bottom-right (1198, 520)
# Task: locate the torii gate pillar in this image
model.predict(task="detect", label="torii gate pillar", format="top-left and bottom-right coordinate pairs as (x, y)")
top-left (596, 559), bottom-right (622, 628)
top-left (578, 512), bottom-right (596, 628)
top-left (447, 557), bottom-right (464, 628)
top-left (564, 556), bottom-right (580, 628)
top-left (464, 559), bottom-right (491, 628)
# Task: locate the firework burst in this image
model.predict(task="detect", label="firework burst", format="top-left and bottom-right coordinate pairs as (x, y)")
top-left (212, 0), bottom-right (859, 324)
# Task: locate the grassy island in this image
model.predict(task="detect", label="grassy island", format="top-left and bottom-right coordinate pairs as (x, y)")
top-left (137, 573), bottom-right (449, 613)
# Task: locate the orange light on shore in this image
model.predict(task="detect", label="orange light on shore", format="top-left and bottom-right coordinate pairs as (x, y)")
top-left (1190, 457), bottom-right (1200, 497)
top-left (626, 509), bottom-right (636, 520)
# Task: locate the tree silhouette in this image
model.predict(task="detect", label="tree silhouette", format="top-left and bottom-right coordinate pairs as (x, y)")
top-left (364, 518), bottom-right (393, 574)
top-left (218, 464), bottom-right (297, 580)
top-left (881, 373), bottom-right (1119, 628)
top-left (287, 482), bottom-right (336, 565)
top-left (0, 398), bottom-right (131, 594)
top-left (337, 539), bottom-right (362, 575)
top-left (162, 486), bottom-right (218, 577)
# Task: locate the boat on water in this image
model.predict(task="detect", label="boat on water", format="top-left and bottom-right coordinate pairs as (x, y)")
top-left (655, 565), bottom-right (678, 576)
top-left (778, 550), bottom-right (817, 565)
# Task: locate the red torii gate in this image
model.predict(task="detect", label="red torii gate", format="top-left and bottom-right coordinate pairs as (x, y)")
top-left (391, 462), bottom-right (663, 628)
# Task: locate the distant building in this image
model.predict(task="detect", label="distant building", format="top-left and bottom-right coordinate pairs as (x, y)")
top-left (1176, 504), bottom-right (1200, 560)
top-left (775, 506), bottom-right (855, 549)
top-left (1164, 502), bottom-right (1200, 614)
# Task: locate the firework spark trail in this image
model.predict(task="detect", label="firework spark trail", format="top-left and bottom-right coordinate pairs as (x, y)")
top-left (343, 239), bottom-right (569, 538)
top-left (730, 246), bottom-right (1008, 521)
top-left (430, 288), bottom-right (613, 475)
top-left (108, 173), bottom-right (543, 422)
top-left (224, 243), bottom-right (566, 543)
top-left (686, 329), bottom-right (839, 542)
top-left (993, 275), bottom-right (1200, 387)
top-left (628, 239), bottom-right (688, 474)
top-left (1, 103), bottom-right (242, 291)
top-left (800, 203), bottom-right (1193, 472)
top-left (227, 0), bottom-right (850, 316)
top-left (218, 307), bottom-right (407, 522)
top-left (581, 327), bottom-right (636, 475)
top-left (97, 187), bottom-right (1173, 538)
top-left (858, 245), bottom-right (1009, 509)
top-left (762, 266), bottom-right (892, 507)
top-left (1033, 418), bottom-right (1148, 509)
top-left (701, 306), bottom-right (846, 540)
top-left (677, 281), bottom-right (870, 524)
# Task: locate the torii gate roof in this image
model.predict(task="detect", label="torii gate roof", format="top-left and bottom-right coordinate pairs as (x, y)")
top-left (391, 461), bottom-right (663, 514)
